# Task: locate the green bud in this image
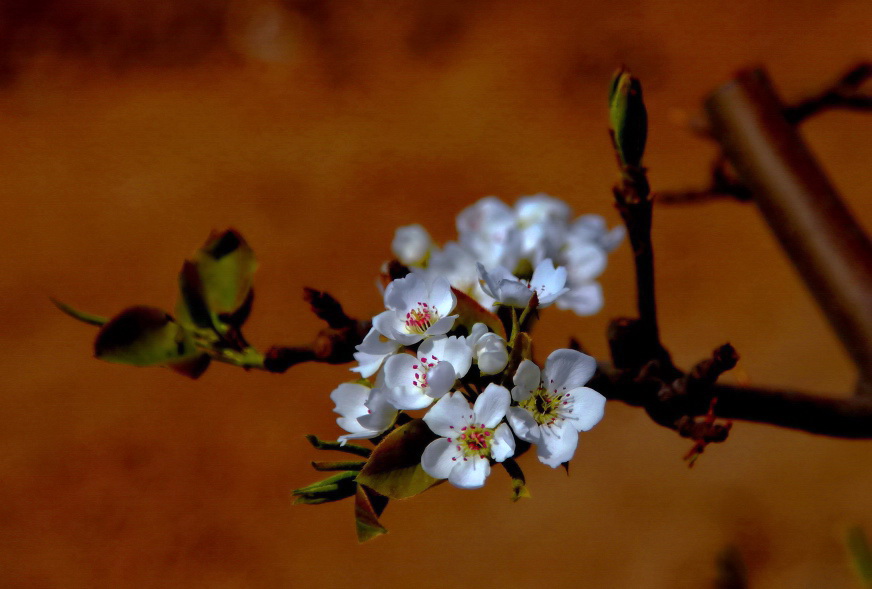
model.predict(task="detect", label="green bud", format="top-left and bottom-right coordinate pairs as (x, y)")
top-left (292, 471), bottom-right (358, 505)
top-left (608, 68), bottom-right (648, 168)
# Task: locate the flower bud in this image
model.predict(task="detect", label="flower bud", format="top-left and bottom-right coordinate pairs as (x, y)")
top-left (475, 332), bottom-right (509, 375)
top-left (608, 68), bottom-right (647, 168)
top-left (391, 224), bottom-right (432, 266)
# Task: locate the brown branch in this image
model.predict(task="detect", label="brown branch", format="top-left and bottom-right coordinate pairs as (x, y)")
top-left (783, 62), bottom-right (872, 123)
top-left (705, 67), bottom-right (872, 395)
top-left (592, 359), bottom-right (872, 439)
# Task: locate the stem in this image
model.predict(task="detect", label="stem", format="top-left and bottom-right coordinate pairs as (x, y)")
top-left (705, 68), bottom-right (872, 394)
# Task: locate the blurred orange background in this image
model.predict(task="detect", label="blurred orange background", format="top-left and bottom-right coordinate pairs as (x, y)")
top-left (1, 1), bottom-right (871, 587)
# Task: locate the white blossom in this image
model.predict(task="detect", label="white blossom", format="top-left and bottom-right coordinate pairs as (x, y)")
top-left (392, 224), bottom-right (432, 266)
top-left (372, 273), bottom-right (458, 346)
top-left (478, 258), bottom-right (568, 308)
top-left (421, 384), bottom-right (515, 489)
top-left (383, 335), bottom-right (473, 410)
top-left (331, 382), bottom-right (397, 445)
top-left (467, 323), bottom-right (508, 375)
top-left (506, 349), bottom-right (606, 467)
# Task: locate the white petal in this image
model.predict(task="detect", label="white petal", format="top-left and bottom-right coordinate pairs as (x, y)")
top-left (496, 280), bottom-right (534, 307)
top-left (383, 353), bottom-right (417, 389)
top-left (351, 328), bottom-right (400, 377)
top-left (538, 422), bottom-right (579, 468)
top-left (392, 224), bottom-right (431, 266)
top-left (425, 361), bottom-right (457, 399)
top-left (330, 383), bottom-right (370, 417)
top-left (356, 388), bottom-right (398, 432)
top-left (506, 407), bottom-right (542, 444)
top-left (435, 336), bottom-right (473, 378)
top-left (543, 348), bottom-right (597, 391)
top-left (473, 383), bottom-right (510, 428)
top-left (386, 386), bottom-right (434, 410)
top-left (429, 276), bottom-right (457, 318)
top-left (448, 455), bottom-right (491, 489)
top-left (565, 242), bottom-right (607, 283)
top-left (512, 360), bottom-right (540, 401)
top-left (477, 339), bottom-right (508, 375)
top-left (467, 322), bottom-right (489, 349)
top-left (555, 282), bottom-right (603, 316)
top-left (564, 387), bottom-right (607, 432)
top-left (423, 392), bottom-right (472, 437)
top-left (424, 315), bottom-right (458, 338)
top-left (490, 423), bottom-right (516, 462)
top-left (421, 438), bottom-right (462, 480)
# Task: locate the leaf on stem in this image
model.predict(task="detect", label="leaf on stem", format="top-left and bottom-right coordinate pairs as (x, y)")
top-left (94, 306), bottom-right (207, 377)
top-left (176, 229), bottom-right (257, 332)
top-left (356, 419), bottom-right (440, 500)
top-left (293, 471), bottom-right (359, 505)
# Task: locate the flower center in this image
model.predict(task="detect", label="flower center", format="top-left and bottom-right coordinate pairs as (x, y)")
top-left (519, 384), bottom-right (572, 427)
top-left (411, 355), bottom-right (438, 390)
top-left (447, 422), bottom-right (494, 460)
top-left (404, 302), bottom-right (439, 334)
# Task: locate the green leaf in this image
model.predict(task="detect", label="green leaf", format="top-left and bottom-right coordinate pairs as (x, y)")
top-left (355, 419), bottom-right (440, 500)
top-left (355, 485), bottom-right (388, 543)
top-left (292, 471), bottom-right (358, 505)
top-left (305, 435), bottom-right (372, 458)
top-left (608, 68), bottom-right (648, 168)
top-left (52, 298), bottom-right (108, 327)
top-left (94, 306), bottom-right (201, 368)
top-left (452, 288), bottom-right (506, 339)
top-left (176, 229), bottom-right (257, 331)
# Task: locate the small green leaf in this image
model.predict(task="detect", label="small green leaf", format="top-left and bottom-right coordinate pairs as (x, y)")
top-left (356, 419), bottom-right (440, 500)
top-left (608, 68), bottom-right (648, 168)
top-left (305, 435), bottom-right (372, 458)
top-left (292, 471), bottom-right (358, 505)
top-left (177, 229), bottom-right (257, 331)
top-left (355, 485), bottom-right (388, 543)
top-left (312, 460), bottom-right (366, 472)
top-left (52, 298), bottom-right (108, 327)
top-left (452, 288), bottom-right (506, 339)
top-left (94, 306), bottom-right (200, 367)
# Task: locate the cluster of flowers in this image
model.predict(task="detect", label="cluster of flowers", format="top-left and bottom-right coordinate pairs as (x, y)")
top-left (391, 194), bottom-right (624, 316)
top-left (329, 196), bottom-right (623, 489)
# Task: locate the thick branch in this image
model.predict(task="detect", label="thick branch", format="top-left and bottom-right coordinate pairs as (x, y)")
top-left (593, 363), bottom-right (872, 439)
top-left (705, 68), bottom-right (872, 395)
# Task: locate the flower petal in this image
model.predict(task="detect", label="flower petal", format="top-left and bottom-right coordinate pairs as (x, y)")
top-left (425, 361), bottom-right (457, 399)
top-left (330, 383), bottom-right (370, 417)
top-left (537, 422), bottom-right (579, 468)
top-left (421, 438), bottom-right (461, 480)
top-left (506, 406), bottom-right (541, 444)
top-left (564, 387), bottom-right (607, 432)
top-left (383, 353), bottom-right (417, 389)
top-left (386, 386), bottom-right (434, 411)
top-left (425, 315), bottom-right (458, 338)
top-left (448, 455), bottom-right (491, 489)
top-left (512, 360), bottom-right (540, 401)
top-left (423, 392), bottom-right (472, 437)
top-left (543, 348), bottom-right (596, 391)
top-left (490, 423), bottom-right (516, 462)
top-left (357, 388), bottom-right (398, 432)
top-left (555, 282), bottom-right (603, 316)
top-left (473, 383), bottom-right (510, 428)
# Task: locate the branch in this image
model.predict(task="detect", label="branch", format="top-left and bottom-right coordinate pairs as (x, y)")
top-left (784, 62), bottom-right (872, 123)
top-left (593, 360), bottom-right (872, 439)
top-left (705, 67), bottom-right (872, 395)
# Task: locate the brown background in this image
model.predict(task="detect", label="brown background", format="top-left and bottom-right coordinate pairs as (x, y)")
top-left (1, 1), bottom-right (871, 587)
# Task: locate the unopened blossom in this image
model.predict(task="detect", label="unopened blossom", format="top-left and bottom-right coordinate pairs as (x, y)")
top-left (351, 326), bottom-right (401, 378)
top-left (421, 384), bottom-right (515, 489)
top-left (456, 197), bottom-right (520, 269)
top-left (331, 382), bottom-right (397, 445)
top-left (467, 323), bottom-right (509, 375)
top-left (478, 258), bottom-right (568, 308)
top-left (392, 224), bottom-right (432, 266)
top-left (383, 335), bottom-right (473, 410)
top-left (507, 349), bottom-right (606, 467)
top-left (372, 274), bottom-right (458, 346)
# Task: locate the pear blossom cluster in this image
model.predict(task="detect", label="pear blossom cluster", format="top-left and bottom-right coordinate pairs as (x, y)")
top-left (331, 264), bottom-right (609, 489)
top-left (391, 194), bottom-right (624, 315)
